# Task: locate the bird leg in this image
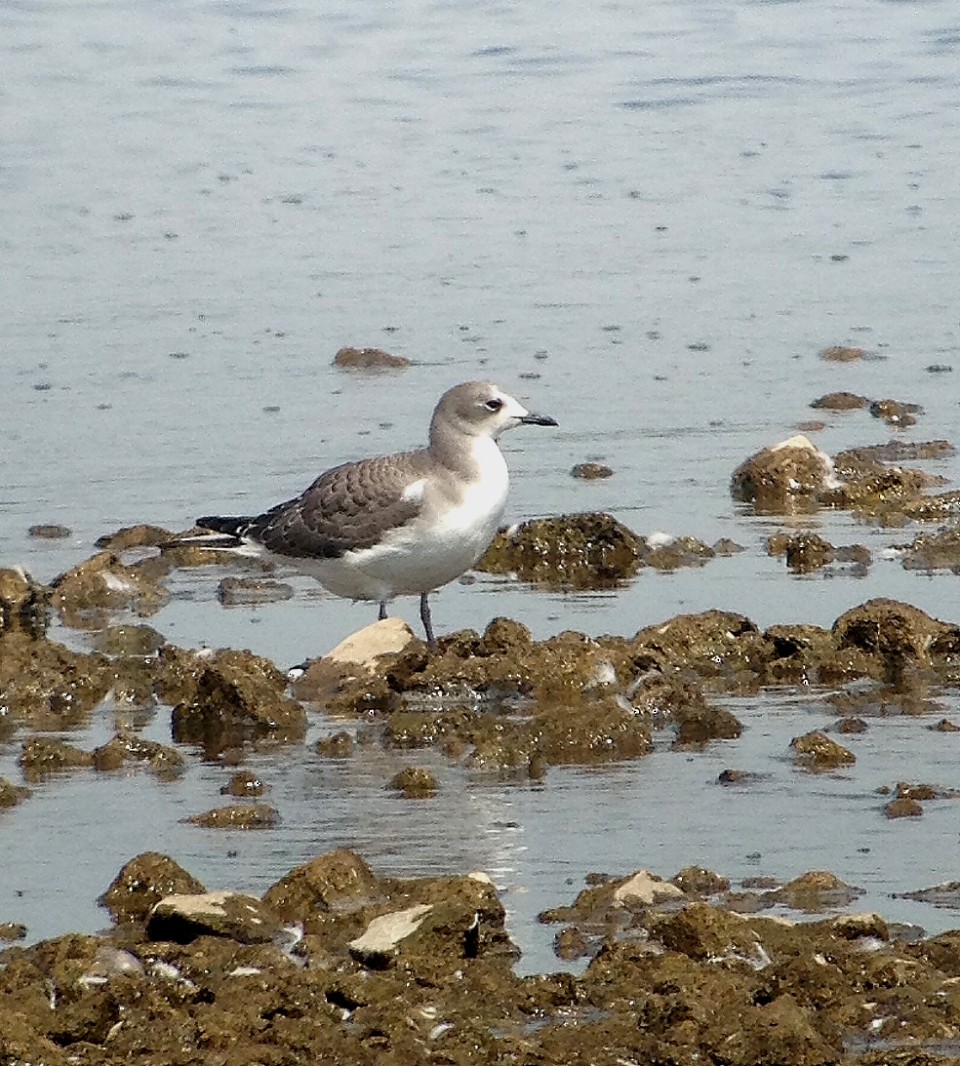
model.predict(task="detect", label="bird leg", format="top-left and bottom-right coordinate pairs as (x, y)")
top-left (420, 592), bottom-right (438, 653)
top-left (378, 601), bottom-right (387, 621)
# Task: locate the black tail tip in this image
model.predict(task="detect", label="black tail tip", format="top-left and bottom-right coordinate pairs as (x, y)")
top-left (196, 515), bottom-right (247, 537)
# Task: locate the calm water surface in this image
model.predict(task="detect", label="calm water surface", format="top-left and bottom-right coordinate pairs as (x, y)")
top-left (3, 0), bottom-right (960, 969)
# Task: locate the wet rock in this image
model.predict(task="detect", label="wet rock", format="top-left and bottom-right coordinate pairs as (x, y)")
top-left (884, 797), bottom-right (923, 818)
top-left (833, 598), bottom-right (957, 669)
top-left (790, 730), bottom-right (856, 770)
top-left (94, 523), bottom-right (176, 550)
top-left (478, 512), bottom-right (645, 588)
top-left (292, 618), bottom-right (416, 702)
top-left (718, 768), bottom-right (762, 784)
top-left (185, 803), bottom-right (279, 829)
top-left (388, 766), bottom-right (439, 798)
top-left (774, 870), bottom-right (864, 911)
top-left (845, 439), bottom-right (955, 463)
top-left (99, 852), bottom-right (207, 924)
top-left (0, 777), bottom-right (30, 809)
top-left (537, 695), bottom-right (652, 765)
top-left (170, 649), bottom-right (307, 752)
top-left (0, 634), bottom-right (113, 728)
top-left (897, 881), bottom-right (960, 907)
top-left (570, 461), bottom-right (613, 479)
top-left (836, 716), bottom-right (868, 734)
top-left (810, 391), bottom-right (870, 410)
top-left (671, 867), bottom-right (731, 896)
top-left (146, 891), bottom-right (285, 944)
top-left (91, 731), bottom-right (185, 779)
top-left (18, 737), bottom-right (94, 780)
top-left (633, 610), bottom-right (769, 678)
top-left (870, 397), bottom-right (922, 427)
top-left (216, 575), bottom-right (295, 605)
top-left (220, 769), bottom-right (268, 797)
top-left (0, 922), bottom-right (27, 940)
top-left (262, 849), bottom-right (382, 924)
top-left (347, 902), bottom-right (433, 966)
top-left (712, 537), bottom-right (745, 555)
top-left (641, 533), bottom-right (715, 570)
top-left (819, 344), bottom-right (867, 361)
top-left (768, 531), bottom-right (835, 573)
top-left (50, 551), bottom-right (170, 626)
top-left (730, 434), bottom-right (837, 513)
top-left (0, 567), bottom-right (48, 635)
top-left (28, 523), bottom-right (71, 539)
top-left (930, 717), bottom-right (960, 732)
top-left (90, 623), bottom-right (165, 656)
top-left (315, 730), bottom-right (354, 758)
top-left (898, 528), bottom-right (960, 572)
top-left (333, 345), bottom-right (410, 369)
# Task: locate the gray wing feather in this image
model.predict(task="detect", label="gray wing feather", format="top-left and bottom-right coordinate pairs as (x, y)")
top-left (247, 454), bottom-right (426, 559)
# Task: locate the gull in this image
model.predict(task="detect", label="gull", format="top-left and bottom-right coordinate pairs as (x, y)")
top-left (192, 381), bottom-right (557, 650)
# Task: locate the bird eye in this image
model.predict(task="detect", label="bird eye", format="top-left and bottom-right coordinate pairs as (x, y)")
top-left (484, 397), bottom-right (504, 412)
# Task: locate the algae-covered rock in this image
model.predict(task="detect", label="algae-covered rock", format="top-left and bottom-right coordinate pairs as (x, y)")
top-left (478, 512), bottom-right (645, 588)
top-left (387, 766), bottom-right (439, 798)
top-left (99, 852), bottom-right (207, 924)
top-left (147, 891), bottom-right (284, 944)
top-left (262, 849), bottom-right (382, 924)
top-left (333, 345), bottom-right (410, 370)
top-left (730, 435), bottom-right (837, 513)
top-left (50, 551), bottom-right (170, 627)
top-left (833, 598), bottom-right (958, 665)
top-left (171, 649), bottom-right (307, 752)
top-left (790, 730), bottom-right (856, 771)
top-left (18, 737), bottom-right (94, 780)
top-left (0, 567), bottom-right (48, 635)
top-left (91, 731), bottom-right (185, 779)
top-left (185, 804), bottom-right (279, 830)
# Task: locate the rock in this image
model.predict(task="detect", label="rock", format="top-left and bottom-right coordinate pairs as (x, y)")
top-left (185, 804), bottom-right (279, 830)
top-left (774, 871), bottom-right (863, 911)
top-left (50, 551), bottom-right (170, 626)
top-left (730, 435), bottom-right (837, 513)
top-left (819, 345), bottom-right (867, 361)
top-left (833, 598), bottom-right (956, 666)
top-left (262, 850), bottom-right (382, 924)
top-left (768, 532), bottom-right (835, 573)
top-left (90, 624), bottom-right (165, 656)
top-left (315, 731), bottom-right (354, 758)
top-left (899, 528), bottom-right (960, 572)
top-left (810, 391), bottom-right (870, 410)
top-left (642, 533), bottom-right (715, 570)
top-left (790, 730), bottom-right (856, 770)
top-left (18, 737), bottom-right (93, 780)
top-left (220, 770), bottom-right (268, 797)
top-left (478, 512), bottom-right (645, 588)
top-left (347, 903), bottom-right (433, 966)
top-left (570, 462), bottom-right (613, 479)
top-left (333, 346), bottom-right (410, 369)
top-left (0, 635), bottom-right (112, 728)
top-left (94, 524), bottom-right (175, 550)
top-left (147, 891), bottom-right (284, 944)
top-left (884, 797), bottom-right (923, 818)
top-left (671, 867), bottom-right (731, 896)
top-left (171, 651), bottom-right (307, 752)
top-left (612, 870), bottom-right (685, 907)
top-left (28, 523), bottom-right (71, 539)
top-left (870, 398), bottom-right (922, 427)
top-left (0, 922), bottom-right (27, 940)
top-left (91, 731), bottom-right (185, 779)
top-left (99, 852), bottom-right (207, 924)
top-left (633, 610), bottom-right (767, 677)
top-left (388, 766), bottom-right (438, 798)
top-left (836, 716), bottom-right (867, 734)
top-left (0, 777), bottom-right (30, 809)
top-left (0, 567), bottom-right (48, 635)
top-left (216, 576), bottom-right (295, 605)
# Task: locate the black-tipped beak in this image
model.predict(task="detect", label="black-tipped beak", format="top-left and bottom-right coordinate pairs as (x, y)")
top-left (520, 412), bottom-right (558, 427)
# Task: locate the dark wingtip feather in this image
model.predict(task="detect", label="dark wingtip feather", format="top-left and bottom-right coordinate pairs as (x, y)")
top-left (196, 515), bottom-right (250, 537)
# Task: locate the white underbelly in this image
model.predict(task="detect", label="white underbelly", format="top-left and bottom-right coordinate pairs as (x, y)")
top-left (286, 462), bottom-right (509, 602)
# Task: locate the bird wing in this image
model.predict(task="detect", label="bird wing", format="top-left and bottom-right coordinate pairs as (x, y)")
top-left (245, 454), bottom-right (427, 559)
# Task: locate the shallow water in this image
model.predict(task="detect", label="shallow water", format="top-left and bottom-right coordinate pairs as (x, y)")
top-left (4, 0), bottom-right (960, 968)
